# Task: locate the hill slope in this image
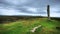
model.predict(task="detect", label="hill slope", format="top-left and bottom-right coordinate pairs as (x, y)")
top-left (0, 18), bottom-right (60, 34)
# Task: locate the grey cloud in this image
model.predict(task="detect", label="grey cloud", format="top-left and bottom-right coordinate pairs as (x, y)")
top-left (0, 0), bottom-right (60, 17)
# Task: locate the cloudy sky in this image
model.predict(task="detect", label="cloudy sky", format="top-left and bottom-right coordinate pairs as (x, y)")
top-left (0, 0), bottom-right (60, 17)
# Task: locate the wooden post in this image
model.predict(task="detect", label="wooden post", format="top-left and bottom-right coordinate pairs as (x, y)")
top-left (47, 5), bottom-right (50, 20)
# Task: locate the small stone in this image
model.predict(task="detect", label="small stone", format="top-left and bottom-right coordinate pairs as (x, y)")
top-left (30, 25), bottom-right (41, 33)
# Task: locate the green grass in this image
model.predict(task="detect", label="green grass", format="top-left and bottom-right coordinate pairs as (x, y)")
top-left (0, 18), bottom-right (60, 34)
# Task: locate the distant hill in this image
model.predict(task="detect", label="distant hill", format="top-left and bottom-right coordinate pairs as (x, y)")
top-left (0, 16), bottom-right (45, 23)
top-left (0, 16), bottom-right (60, 23)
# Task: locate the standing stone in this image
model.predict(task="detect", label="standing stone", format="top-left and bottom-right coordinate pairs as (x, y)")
top-left (47, 5), bottom-right (50, 20)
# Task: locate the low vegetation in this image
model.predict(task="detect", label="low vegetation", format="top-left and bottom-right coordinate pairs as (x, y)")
top-left (0, 18), bottom-right (60, 34)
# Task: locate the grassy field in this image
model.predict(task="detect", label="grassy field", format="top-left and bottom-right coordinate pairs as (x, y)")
top-left (0, 18), bottom-right (60, 34)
